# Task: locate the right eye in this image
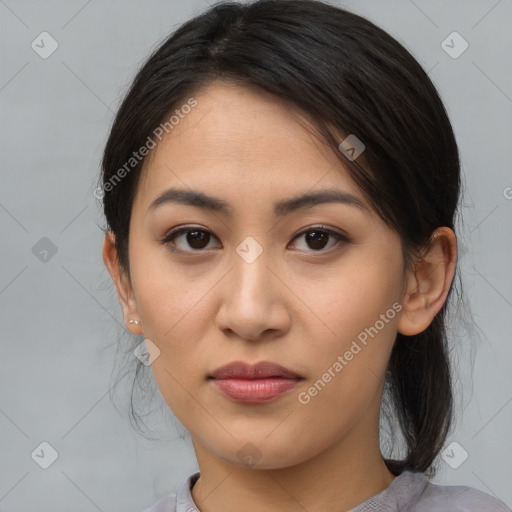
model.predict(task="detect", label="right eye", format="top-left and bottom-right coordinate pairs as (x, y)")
top-left (161, 226), bottom-right (222, 253)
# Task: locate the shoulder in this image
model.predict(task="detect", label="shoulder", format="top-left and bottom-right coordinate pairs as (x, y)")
top-left (140, 471), bottom-right (200, 512)
top-left (401, 471), bottom-right (511, 511)
top-left (140, 493), bottom-right (177, 512)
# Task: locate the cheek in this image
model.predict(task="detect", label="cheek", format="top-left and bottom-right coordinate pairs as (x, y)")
top-left (129, 262), bottom-right (216, 399)
top-left (130, 240), bottom-right (214, 344)
top-left (293, 248), bottom-right (403, 339)
top-left (291, 251), bottom-right (402, 396)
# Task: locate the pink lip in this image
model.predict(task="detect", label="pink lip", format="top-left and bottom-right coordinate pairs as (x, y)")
top-left (209, 361), bottom-right (303, 403)
top-left (212, 378), bottom-right (300, 403)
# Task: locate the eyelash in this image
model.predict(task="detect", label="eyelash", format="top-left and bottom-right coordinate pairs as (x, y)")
top-left (160, 225), bottom-right (348, 255)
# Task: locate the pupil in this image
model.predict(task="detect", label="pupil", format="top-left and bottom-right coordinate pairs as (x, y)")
top-left (187, 230), bottom-right (209, 249)
top-left (307, 230), bottom-right (327, 250)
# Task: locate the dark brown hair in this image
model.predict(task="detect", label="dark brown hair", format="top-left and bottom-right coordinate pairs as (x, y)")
top-left (99, 0), bottom-right (463, 477)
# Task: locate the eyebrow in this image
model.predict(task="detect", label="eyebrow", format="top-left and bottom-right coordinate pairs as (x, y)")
top-left (147, 187), bottom-right (367, 217)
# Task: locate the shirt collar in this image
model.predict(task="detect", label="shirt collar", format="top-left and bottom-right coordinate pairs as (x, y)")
top-left (173, 470), bottom-right (429, 512)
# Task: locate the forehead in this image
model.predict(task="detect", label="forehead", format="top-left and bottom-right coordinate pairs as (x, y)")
top-left (134, 81), bottom-right (367, 214)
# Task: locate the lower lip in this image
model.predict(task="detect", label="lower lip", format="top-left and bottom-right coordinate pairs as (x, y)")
top-left (211, 378), bottom-right (301, 403)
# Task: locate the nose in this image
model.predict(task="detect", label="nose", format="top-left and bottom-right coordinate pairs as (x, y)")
top-left (215, 246), bottom-right (291, 342)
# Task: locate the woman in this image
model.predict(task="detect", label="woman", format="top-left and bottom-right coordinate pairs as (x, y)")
top-left (99, 1), bottom-right (511, 510)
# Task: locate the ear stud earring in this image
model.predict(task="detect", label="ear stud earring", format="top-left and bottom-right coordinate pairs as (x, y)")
top-left (129, 319), bottom-right (141, 326)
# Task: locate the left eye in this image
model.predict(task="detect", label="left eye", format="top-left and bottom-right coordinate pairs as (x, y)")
top-left (161, 226), bottom-right (347, 253)
top-left (291, 226), bottom-right (347, 251)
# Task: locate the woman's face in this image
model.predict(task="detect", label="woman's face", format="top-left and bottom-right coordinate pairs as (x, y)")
top-left (121, 81), bottom-right (407, 469)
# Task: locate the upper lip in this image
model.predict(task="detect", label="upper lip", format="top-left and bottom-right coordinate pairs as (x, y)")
top-left (209, 361), bottom-right (303, 380)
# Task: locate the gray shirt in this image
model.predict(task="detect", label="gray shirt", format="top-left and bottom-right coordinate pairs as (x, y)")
top-left (142, 470), bottom-right (511, 511)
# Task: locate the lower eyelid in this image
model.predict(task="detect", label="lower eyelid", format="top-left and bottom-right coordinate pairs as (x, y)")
top-left (290, 228), bottom-right (347, 250)
top-left (162, 226), bottom-right (348, 252)
top-left (162, 228), bottom-right (220, 251)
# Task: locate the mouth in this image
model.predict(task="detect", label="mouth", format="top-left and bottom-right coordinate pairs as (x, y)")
top-left (208, 360), bottom-right (304, 404)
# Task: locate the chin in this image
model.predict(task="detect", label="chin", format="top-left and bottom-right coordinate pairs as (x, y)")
top-left (216, 436), bottom-right (311, 471)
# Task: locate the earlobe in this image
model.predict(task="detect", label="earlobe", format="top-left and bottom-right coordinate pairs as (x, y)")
top-left (101, 231), bottom-right (143, 335)
top-left (397, 227), bottom-right (457, 336)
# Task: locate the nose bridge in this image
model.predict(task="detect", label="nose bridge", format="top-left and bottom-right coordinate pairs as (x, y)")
top-left (215, 234), bottom-right (287, 341)
top-left (231, 234), bottom-right (272, 306)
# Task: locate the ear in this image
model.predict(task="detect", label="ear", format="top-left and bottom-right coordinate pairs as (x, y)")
top-left (397, 227), bottom-right (457, 336)
top-left (102, 231), bottom-right (143, 335)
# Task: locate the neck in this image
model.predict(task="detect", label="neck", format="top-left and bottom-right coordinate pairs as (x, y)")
top-left (190, 424), bottom-right (396, 512)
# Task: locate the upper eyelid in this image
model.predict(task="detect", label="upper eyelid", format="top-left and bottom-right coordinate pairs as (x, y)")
top-left (162, 224), bottom-right (348, 248)
top-left (163, 224), bottom-right (347, 238)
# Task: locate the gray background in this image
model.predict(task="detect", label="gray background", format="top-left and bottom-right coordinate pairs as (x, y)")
top-left (1, 0), bottom-right (511, 510)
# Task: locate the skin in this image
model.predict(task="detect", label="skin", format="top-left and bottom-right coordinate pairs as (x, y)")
top-left (103, 81), bottom-right (457, 512)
